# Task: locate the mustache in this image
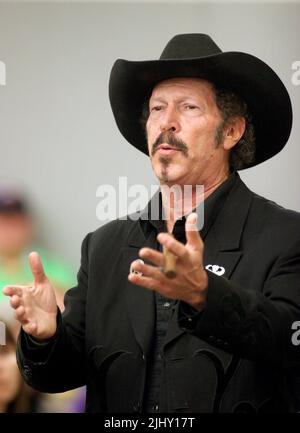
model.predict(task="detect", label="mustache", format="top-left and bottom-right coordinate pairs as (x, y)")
top-left (151, 131), bottom-right (188, 157)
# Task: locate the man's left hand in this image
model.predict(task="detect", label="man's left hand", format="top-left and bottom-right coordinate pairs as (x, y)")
top-left (128, 213), bottom-right (208, 311)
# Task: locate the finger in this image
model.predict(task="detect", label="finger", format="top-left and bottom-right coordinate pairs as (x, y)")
top-left (14, 305), bottom-right (27, 322)
top-left (2, 285), bottom-right (26, 297)
top-left (157, 232), bottom-right (187, 260)
top-left (23, 322), bottom-right (37, 335)
top-left (139, 248), bottom-right (164, 267)
top-left (10, 295), bottom-right (22, 309)
top-left (128, 273), bottom-right (175, 299)
top-left (29, 251), bottom-right (46, 284)
top-left (128, 272), bottom-right (166, 293)
top-left (131, 260), bottom-right (165, 281)
top-left (185, 212), bottom-right (204, 251)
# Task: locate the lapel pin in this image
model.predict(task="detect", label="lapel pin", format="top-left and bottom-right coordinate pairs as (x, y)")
top-left (205, 264), bottom-right (225, 276)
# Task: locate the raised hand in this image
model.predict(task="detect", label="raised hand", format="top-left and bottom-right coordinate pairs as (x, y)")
top-left (128, 212), bottom-right (208, 310)
top-left (2, 252), bottom-right (58, 340)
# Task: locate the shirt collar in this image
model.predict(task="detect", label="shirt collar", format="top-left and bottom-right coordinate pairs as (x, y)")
top-left (139, 171), bottom-right (238, 241)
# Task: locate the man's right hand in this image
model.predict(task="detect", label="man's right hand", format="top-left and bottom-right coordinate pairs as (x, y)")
top-left (3, 252), bottom-right (58, 341)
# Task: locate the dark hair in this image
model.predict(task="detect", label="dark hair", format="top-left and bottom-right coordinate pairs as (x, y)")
top-left (213, 86), bottom-right (255, 170)
top-left (140, 82), bottom-right (256, 170)
top-left (0, 190), bottom-right (28, 215)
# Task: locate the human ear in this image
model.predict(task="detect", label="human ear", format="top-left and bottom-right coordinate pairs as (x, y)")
top-left (222, 116), bottom-right (246, 150)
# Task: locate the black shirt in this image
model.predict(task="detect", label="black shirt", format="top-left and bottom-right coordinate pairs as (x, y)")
top-left (139, 171), bottom-right (238, 412)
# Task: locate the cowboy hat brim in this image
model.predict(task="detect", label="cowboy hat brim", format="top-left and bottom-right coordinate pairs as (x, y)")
top-left (109, 51), bottom-right (292, 169)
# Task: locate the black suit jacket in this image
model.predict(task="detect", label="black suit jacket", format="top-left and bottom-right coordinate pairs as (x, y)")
top-left (17, 175), bottom-right (300, 412)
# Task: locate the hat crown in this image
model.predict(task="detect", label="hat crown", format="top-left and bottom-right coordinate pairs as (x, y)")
top-left (159, 34), bottom-right (222, 60)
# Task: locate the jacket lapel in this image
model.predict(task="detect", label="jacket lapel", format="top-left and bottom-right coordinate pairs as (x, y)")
top-left (123, 221), bottom-right (156, 356)
top-left (164, 176), bottom-right (254, 347)
top-left (204, 176), bottom-right (253, 279)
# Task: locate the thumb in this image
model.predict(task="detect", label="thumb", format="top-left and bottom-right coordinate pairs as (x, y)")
top-left (185, 212), bottom-right (203, 251)
top-left (29, 252), bottom-right (47, 283)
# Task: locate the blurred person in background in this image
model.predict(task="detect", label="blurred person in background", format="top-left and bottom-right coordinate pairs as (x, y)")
top-left (0, 320), bottom-right (36, 413)
top-left (0, 189), bottom-right (85, 412)
top-left (0, 189), bottom-right (75, 323)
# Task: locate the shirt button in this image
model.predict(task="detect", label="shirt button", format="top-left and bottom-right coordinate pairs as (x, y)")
top-left (163, 301), bottom-right (171, 309)
top-left (157, 353), bottom-right (163, 360)
top-left (133, 401), bottom-right (141, 412)
top-left (153, 403), bottom-right (159, 411)
top-left (188, 317), bottom-right (193, 322)
top-left (142, 354), bottom-right (146, 361)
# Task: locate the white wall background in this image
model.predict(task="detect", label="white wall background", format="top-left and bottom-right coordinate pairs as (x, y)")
top-left (0, 1), bottom-right (299, 269)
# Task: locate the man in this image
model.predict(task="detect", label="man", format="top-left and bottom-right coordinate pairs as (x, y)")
top-left (3, 34), bottom-right (300, 413)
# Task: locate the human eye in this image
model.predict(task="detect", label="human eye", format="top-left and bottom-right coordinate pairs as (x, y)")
top-left (184, 104), bottom-right (199, 110)
top-left (150, 105), bottom-right (163, 112)
top-left (181, 102), bottom-right (202, 116)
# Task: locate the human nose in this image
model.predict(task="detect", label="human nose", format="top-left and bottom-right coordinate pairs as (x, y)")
top-left (160, 106), bottom-right (180, 133)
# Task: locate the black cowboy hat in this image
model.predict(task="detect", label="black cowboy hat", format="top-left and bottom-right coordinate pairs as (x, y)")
top-left (109, 33), bottom-right (292, 169)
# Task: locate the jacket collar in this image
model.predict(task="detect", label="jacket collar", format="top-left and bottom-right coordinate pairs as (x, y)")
top-left (211, 174), bottom-right (253, 251)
